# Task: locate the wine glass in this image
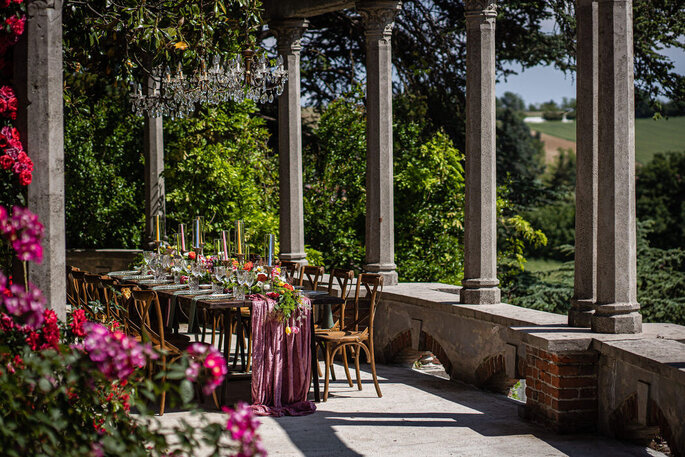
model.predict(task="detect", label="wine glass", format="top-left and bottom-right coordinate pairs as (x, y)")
top-left (235, 270), bottom-right (247, 300)
top-left (142, 251), bottom-right (153, 274)
top-left (244, 270), bottom-right (256, 296)
top-left (213, 266), bottom-right (226, 293)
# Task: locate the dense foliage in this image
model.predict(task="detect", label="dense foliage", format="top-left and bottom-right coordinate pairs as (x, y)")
top-left (636, 151), bottom-right (685, 251)
top-left (164, 101), bottom-right (280, 252)
top-left (64, 88), bottom-right (144, 249)
top-left (303, 90), bottom-right (545, 283)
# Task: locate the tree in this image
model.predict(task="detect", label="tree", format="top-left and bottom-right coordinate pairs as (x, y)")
top-left (636, 151), bottom-right (685, 251)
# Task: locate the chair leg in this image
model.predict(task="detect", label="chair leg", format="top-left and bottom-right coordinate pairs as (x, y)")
top-left (316, 342), bottom-right (323, 378)
top-left (353, 346), bottom-right (362, 390)
top-left (159, 355), bottom-right (167, 416)
top-left (367, 342), bottom-right (382, 398)
top-left (323, 343), bottom-right (332, 402)
top-left (342, 346), bottom-right (353, 387)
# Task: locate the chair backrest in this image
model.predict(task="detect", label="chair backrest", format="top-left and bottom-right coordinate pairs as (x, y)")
top-left (99, 276), bottom-right (118, 319)
top-left (279, 260), bottom-right (300, 284)
top-left (299, 265), bottom-right (325, 291)
top-left (130, 289), bottom-right (182, 355)
top-left (71, 270), bottom-right (97, 319)
top-left (66, 266), bottom-right (80, 307)
top-left (327, 268), bottom-right (354, 330)
top-left (345, 273), bottom-right (383, 337)
top-left (112, 283), bottom-right (138, 336)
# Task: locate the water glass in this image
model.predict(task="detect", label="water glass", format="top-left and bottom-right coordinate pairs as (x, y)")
top-left (188, 275), bottom-right (200, 292)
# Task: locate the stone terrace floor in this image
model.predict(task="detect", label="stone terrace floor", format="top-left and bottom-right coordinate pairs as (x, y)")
top-left (159, 362), bottom-right (665, 457)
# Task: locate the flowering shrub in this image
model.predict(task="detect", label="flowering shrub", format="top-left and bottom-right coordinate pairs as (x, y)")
top-left (225, 402), bottom-right (267, 457)
top-left (0, 204), bottom-right (43, 262)
top-left (185, 342), bottom-right (228, 395)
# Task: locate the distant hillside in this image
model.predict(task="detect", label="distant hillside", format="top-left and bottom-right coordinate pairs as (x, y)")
top-left (526, 116), bottom-right (685, 164)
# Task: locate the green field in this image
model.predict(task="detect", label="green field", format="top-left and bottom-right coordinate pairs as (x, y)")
top-left (526, 116), bottom-right (685, 164)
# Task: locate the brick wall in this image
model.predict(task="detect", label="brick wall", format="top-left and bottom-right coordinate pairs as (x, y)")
top-left (523, 345), bottom-right (599, 433)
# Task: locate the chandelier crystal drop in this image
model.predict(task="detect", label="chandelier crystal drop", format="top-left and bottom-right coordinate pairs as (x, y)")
top-left (130, 53), bottom-right (288, 119)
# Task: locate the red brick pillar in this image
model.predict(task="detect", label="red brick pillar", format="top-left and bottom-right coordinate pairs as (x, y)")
top-left (522, 345), bottom-right (599, 432)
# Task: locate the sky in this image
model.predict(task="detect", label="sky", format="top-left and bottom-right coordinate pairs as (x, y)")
top-left (495, 22), bottom-right (685, 107)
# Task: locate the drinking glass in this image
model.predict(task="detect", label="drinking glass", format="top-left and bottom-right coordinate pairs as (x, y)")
top-left (244, 271), bottom-right (256, 296)
top-left (142, 251), bottom-right (153, 274)
top-left (188, 275), bottom-right (200, 292)
top-left (213, 266), bottom-right (226, 293)
top-left (235, 270), bottom-right (247, 300)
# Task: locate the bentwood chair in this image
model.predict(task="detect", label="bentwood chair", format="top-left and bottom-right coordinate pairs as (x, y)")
top-left (70, 271), bottom-right (97, 319)
top-left (316, 273), bottom-right (384, 401)
top-left (130, 289), bottom-right (202, 415)
top-left (99, 276), bottom-right (120, 320)
top-left (298, 265), bottom-right (325, 291)
top-left (66, 266), bottom-right (80, 308)
top-left (315, 268), bottom-right (355, 382)
top-left (84, 273), bottom-right (109, 319)
top-left (111, 283), bottom-right (138, 337)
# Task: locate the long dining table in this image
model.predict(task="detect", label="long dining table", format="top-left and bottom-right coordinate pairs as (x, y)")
top-left (109, 271), bottom-right (344, 406)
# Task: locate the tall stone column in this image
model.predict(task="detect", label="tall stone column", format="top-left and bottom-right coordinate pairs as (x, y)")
top-left (592, 0), bottom-right (641, 333)
top-left (358, 0), bottom-right (401, 286)
top-left (144, 77), bottom-right (165, 247)
top-left (14, 0), bottom-right (66, 320)
top-left (569, 0), bottom-right (598, 327)
top-left (461, 0), bottom-right (500, 304)
top-left (272, 19), bottom-right (308, 265)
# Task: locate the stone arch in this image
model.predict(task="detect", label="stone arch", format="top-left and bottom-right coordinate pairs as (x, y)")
top-left (609, 393), bottom-right (681, 457)
top-left (379, 329), bottom-right (454, 377)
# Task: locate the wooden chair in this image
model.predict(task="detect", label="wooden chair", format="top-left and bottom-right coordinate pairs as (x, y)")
top-left (84, 273), bottom-right (108, 319)
top-left (298, 265), bottom-right (325, 291)
top-left (66, 266), bottom-right (80, 308)
top-left (316, 273), bottom-right (384, 401)
top-left (70, 270), bottom-right (97, 319)
top-left (315, 268), bottom-right (354, 383)
top-left (99, 276), bottom-right (120, 321)
top-left (130, 289), bottom-right (202, 415)
top-left (111, 283), bottom-right (139, 337)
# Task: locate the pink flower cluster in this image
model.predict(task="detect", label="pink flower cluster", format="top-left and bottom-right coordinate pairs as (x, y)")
top-left (0, 124), bottom-right (32, 185)
top-left (185, 343), bottom-right (228, 395)
top-left (0, 205), bottom-right (43, 262)
top-left (0, 271), bottom-right (45, 330)
top-left (223, 402), bottom-right (266, 457)
top-left (82, 322), bottom-right (156, 380)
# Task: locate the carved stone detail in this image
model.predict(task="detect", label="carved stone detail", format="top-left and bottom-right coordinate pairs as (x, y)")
top-left (271, 19), bottom-right (309, 54)
top-left (465, 0), bottom-right (497, 14)
top-left (357, 1), bottom-right (402, 39)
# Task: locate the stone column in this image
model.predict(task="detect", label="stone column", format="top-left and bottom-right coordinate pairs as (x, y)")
top-left (358, 0), bottom-right (401, 286)
top-left (592, 0), bottom-right (641, 333)
top-left (144, 77), bottom-right (165, 247)
top-left (14, 0), bottom-right (66, 320)
top-left (272, 19), bottom-right (308, 265)
top-left (461, 0), bottom-right (500, 304)
top-left (569, 0), bottom-right (598, 327)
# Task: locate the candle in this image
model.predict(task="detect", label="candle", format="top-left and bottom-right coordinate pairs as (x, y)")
top-left (176, 233), bottom-right (181, 253)
top-left (235, 220), bottom-right (243, 255)
top-left (155, 214), bottom-right (161, 242)
top-left (216, 238), bottom-right (221, 256)
top-left (266, 234), bottom-right (275, 266)
top-left (194, 217), bottom-right (201, 249)
top-left (179, 224), bottom-right (186, 251)
top-left (221, 230), bottom-right (229, 261)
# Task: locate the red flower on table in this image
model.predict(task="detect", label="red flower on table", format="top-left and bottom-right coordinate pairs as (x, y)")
top-left (187, 251), bottom-right (196, 261)
top-left (243, 261), bottom-right (253, 271)
top-left (256, 273), bottom-right (268, 283)
top-left (283, 283), bottom-right (294, 291)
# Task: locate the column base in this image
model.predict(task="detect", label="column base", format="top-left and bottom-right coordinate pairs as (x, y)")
top-left (460, 287), bottom-right (501, 305)
top-left (279, 252), bottom-right (308, 266)
top-left (364, 263), bottom-right (398, 286)
top-left (568, 298), bottom-right (595, 327)
top-left (591, 311), bottom-right (642, 334)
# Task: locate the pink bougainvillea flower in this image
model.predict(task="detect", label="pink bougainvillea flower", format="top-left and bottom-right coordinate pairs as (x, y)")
top-left (223, 402), bottom-right (266, 457)
top-left (186, 342), bottom-right (227, 395)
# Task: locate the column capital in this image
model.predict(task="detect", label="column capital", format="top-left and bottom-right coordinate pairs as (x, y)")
top-left (27, 0), bottom-right (62, 15)
top-left (357, 1), bottom-right (402, 40)
top-left (465, 0), bottom-right (497, 15)
top-left (271, 18), bottom-right (309, 54)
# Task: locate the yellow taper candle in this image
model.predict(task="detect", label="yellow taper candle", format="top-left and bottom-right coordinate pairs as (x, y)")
top-left (155, 215), bottom-right (160, 242)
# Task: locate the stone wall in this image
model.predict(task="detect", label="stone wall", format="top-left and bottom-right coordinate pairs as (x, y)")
top-left (66, 249), bottom-right (141, 274)
top-left (371, 282), bottom-right (685, 455)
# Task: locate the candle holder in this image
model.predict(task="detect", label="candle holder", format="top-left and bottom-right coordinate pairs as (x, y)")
top-left (154, 240), bottom-right (162, 255)
top-left (193, 246), bottom-right (203, 264)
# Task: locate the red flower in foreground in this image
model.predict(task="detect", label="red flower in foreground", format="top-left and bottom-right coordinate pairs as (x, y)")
top-left (0, 154), bottom-right (12, 170)
top-left (70, 308), bottom-right (87, 337)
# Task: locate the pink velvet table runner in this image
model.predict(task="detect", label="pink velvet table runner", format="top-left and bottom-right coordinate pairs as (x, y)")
top-left (249, 295), bottom-right (316, 416)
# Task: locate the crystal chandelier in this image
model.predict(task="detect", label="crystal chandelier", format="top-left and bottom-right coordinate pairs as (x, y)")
top-left (130, 51), bottom-right (288, 119)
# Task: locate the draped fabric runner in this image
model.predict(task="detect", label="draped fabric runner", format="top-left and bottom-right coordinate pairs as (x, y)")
top-left (250, 295), bottom-right (316, 417)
